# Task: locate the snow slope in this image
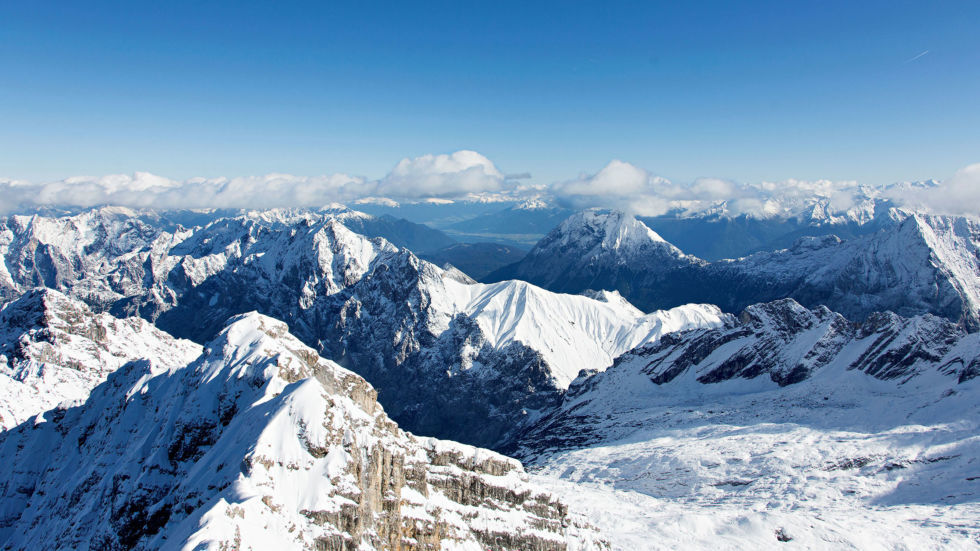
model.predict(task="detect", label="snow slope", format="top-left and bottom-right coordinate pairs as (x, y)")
top-left (0, 312), bottom-right (606, 550)
top-left (439, 282), bottom-right (725, 387)
top-left (0, 288), bottom-right (200, 429)
top-left (514, 299), bottom-right (980, 550)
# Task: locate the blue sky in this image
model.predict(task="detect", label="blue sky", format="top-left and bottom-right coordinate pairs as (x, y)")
top-left (1, 1), bottom-right (978, 185)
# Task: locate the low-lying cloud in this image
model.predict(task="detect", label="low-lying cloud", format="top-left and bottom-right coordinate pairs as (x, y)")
top-left (545, 160), bottom-right (875, 218)
top-left (1, 151), bottom-right (975, 220)
top-left (374, 150), bottom-right (505, 199)
top-left (0, 150), bottom-right (510, 214)
top-left (890, 163), bottom-right (980, 217)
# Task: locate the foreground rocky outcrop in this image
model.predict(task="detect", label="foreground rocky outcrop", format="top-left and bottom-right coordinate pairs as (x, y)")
top-left (0, 312), bottom-right (606, 550)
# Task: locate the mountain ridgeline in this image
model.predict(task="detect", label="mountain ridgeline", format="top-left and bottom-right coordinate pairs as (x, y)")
top-left (0, 311), bottom-right (605, 549)
top-left (0, 207), bottom-right (724, 449)
top-left (487, 209), bottom-right (980, 331)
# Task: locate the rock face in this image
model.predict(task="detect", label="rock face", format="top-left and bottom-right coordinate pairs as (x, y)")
top-left (0, 288), bottom-right (200, 429)
top-left (511, 298), bottom-right (980, 457)
top-left (489, 209), bottom-right (980, 329)
top-left (0, 313), bottom-right (606, 550)
top-left (0, 207), bottom-right (725, 449)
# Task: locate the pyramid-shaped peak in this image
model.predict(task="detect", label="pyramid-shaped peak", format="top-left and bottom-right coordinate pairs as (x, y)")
top-left (551, 209), bottom-right (669, 251)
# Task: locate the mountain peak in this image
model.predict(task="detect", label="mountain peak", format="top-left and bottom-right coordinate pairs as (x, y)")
top-left (549, 209), bottom-right (672, 253)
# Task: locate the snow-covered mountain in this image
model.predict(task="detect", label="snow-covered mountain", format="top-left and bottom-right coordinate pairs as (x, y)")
top-left (316, 260), bottom-right (723, 447)
top-left (0, 205), bottom-right (454, 306)
top-left (0, 312), bottom-right (606, 550)
top-left (0, 207), bottom-right (725, 449)
top-left (2, 205), bottom-right (978, 548)
top-left (512, 298), bottom-right (980, 549)
top-left (697, 211), bottom-right (980, 328)
top-left (485, 210), bottom-right (705, 307)
top-left (517, 297), bottom-right (979, 454)
top-left (639, 206), bottom-right (896, 260)
top-left (240, 205), bottom-right (456, 253)
top-left (0, 288), bottom-right (200, 429)
top-left (491, 209), bottom-right (980, 329)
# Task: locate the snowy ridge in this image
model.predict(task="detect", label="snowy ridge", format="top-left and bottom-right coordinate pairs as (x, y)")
top-left (0, 205), bottom-right (450, 310)
top-left (511, 298), bottom-right (980, 549)
top-left (0, 312), bottom-right (606, 550)
top-left (0, 288), bottom-right (200, 429)
top-left (438, 278), bottom-right (726, 387)
top-left (709, 211), bottom-right (980, 328)
top-left (497, 208), bottom-right (980, 327)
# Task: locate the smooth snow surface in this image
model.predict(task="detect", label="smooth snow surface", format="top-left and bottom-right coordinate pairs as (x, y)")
top-left (434, 277), bottom-right (726, 387)
top-left (531, 380), bottom-right (980, 550)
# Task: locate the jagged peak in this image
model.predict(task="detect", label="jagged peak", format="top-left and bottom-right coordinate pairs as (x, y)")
top-left (512, 198), bottom-right (550, 210)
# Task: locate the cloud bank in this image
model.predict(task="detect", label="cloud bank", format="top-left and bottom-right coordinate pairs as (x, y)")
top-left (0, 150), bottom-right (975, 220)
top-left (544, 160), bottom-right (879, 219)
top-left (375, 150), bottom-right (504, 198)
top-left (890, 163), bottom-right (980, 217)
top-left (0, 151), bottom-right (511, 214)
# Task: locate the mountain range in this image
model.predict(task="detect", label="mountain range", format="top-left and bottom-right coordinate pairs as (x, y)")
top-left (488, 208), bottom-right (980, 330)
top-left (0, 203), bottom-right (977, 549)
top-left (0, 207), bottom-right (725, 448)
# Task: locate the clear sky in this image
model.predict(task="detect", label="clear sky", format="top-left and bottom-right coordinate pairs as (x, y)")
top-left (1, 1), bottom-right (978, 185)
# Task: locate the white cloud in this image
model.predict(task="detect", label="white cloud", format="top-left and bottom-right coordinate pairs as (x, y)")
top-left (542, 159), bottom-right (886, 219)
top-left (0, 150), bottom-right (510, 214)
top-left (891, 163), bottom-right (980, 217)
top-left (0, 172), bottom-right (368, 213)
top-left (1, 152), bottom-right (974, 220)
top-left (549, 160), bottom-right (674, 215)
top-left (374, 150), bottom-right (505, 198)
